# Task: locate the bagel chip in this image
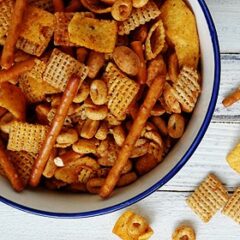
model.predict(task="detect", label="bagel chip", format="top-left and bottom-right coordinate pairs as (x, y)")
top-left (0, 82), bottom-right (26, 121)
top-left (68, 15), bottom-right (117, 53)
top-left (160, 0), bottom-right (199, 68)
top-left (16, 6), bottom-right (54, 56)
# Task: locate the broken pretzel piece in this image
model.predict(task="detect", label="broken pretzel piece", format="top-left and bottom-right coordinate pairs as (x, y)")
top-left (0, 144), bottom-right (24, 192)
top-left (222, 88), bottom-right (240, 108)
top-left (8, 151), bottom-right (36, 186)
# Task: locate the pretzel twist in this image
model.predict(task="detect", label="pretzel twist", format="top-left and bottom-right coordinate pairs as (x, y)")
top-left (29, 75), bottom-right (81, 187)
top-left (1, 0), bottom-right (27, 69)
top-left (100, 74), bottom-right (166, 198)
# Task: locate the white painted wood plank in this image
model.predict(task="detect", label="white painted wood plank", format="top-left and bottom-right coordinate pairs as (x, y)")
top-left (213, 54), bottom-right (240, 121)
top-left (0, 191), bottom-right (239, 240)
top-left (161, 122), bottom-right (240, 191)
top-left (206, 0), bottom-right (240, 53)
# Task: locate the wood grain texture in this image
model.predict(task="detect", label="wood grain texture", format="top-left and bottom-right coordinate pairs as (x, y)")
top-left (213, 54), bottom-right (240, 122)
top-left (1, 1), bottom-right (240, 239)
top-left (1, 192), bottom-right (240, 240)
top-left (161, 122), bottom-right (240, 191)
top-left (206, 0), bottom-right (240, 53)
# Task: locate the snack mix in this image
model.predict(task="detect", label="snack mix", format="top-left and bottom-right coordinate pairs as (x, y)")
top-left (0, 0), bottom-right (201, 197)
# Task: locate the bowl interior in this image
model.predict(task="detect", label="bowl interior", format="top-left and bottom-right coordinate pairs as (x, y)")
top-left (0, 0), bottom-right (219, 217)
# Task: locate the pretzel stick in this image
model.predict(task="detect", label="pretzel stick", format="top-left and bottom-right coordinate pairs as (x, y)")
top-left (0, 107), bottom-right (7, 118)
top-left (0, 145), bottom-right (24, 192)
top-left (100, 74), bottom-right (166, 198)
top-left (65, 0), bottom-right (82, 12)
top-left (0, 58), bottom-right (36, 84)
top-left (1, 0), bottom-right (27, 69)
top-left (29, 75), bottom-right (81, 187)
top-left (131, 41), bottom-right (147, 84)
top-left (222, 88), bottom-right (240, 107)
top-left (53, 0), bottom-right (65, 12)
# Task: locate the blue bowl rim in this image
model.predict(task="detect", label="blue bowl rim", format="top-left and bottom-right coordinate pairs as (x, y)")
top-left (0, 0), bottom-right (221, 219)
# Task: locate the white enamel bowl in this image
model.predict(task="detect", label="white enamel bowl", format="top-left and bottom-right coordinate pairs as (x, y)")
top-left (0, 0), bottom-right (220, 218)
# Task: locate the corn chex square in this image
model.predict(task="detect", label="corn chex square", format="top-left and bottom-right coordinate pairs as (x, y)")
top-left (222, 187), bottom-right (240, 224)
top-left (186, 174), bottom-right (229, 222)
top-left (104, 63), bottom-right (139, 120)
top-left (8, 151), bottom-right (36, 186)
top-left (16, 6), bottom-right (54, 56)
top-left (0, 0), bottom-right (13, 40)
top-left (19, 59), bottom-right (59, 103)
top-left (118, 1), bottom-right (160, 35)
top-left (43, 48), bottom-right (88, 91)
top-left (171, 66), bottom-right (200, 113)
top-left (54, 12), bottom-right (94, 46)
top-left (7, 122), bottom-right (48, 154)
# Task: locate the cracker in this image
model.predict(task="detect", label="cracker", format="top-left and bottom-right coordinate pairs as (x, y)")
top-left (113, 210), bottom-right (153, 240)
top-left (226, 143), bottom-right (240, 174)
top-left (8, 151), bottom-right (36, 186)
top-left (0, 0), bottom-right (13, 40)
top-left (7, 122), bottom-right (48, 154)
top-left (68, 15), bottom-right (117, 53)
top-left (186, 174), bottom-right (229, 222)
top-left (28, 0), bottom-right (54, 12)
top-left (54, 12), bottom-right (94, 47)
top-left (19, 59), bottom-right (59, 103)
top-left (43, 48), bottom-right (88, 91)
top-left (118, 1), bottom-right (160, 36)
top-left (104, 63), bottom-right (139, 120)
top-left (16, 6), bottom-right (54, 56)
top-left (145, 20), bottom-right (165, 60)
top-left (222, 187), bottom-right (240, 224)
top-left (171, 66), bottom-right (200, 113)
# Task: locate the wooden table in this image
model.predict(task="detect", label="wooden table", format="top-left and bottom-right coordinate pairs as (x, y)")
top-left (1, 1), bottom-right (240, 239)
